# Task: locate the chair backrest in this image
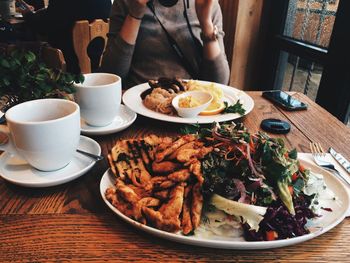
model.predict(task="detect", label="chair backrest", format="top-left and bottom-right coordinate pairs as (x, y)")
top-left (41, 46), bottom-right (66, 71)
top-left (72, 19), bottom-right (109, 74)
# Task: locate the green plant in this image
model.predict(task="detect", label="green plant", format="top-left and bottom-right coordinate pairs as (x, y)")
top-left (0, 50), bottom-right (84, 106)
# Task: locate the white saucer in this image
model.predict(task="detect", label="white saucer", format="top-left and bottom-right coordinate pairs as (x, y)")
top-left (81, 105), bottom-right (137, 136)
top-left (0, 136), bottom-right (101, 187)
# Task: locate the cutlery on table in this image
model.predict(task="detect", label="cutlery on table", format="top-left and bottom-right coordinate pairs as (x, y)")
top-left (329, 147), bottom-right (350, 174)
top-left (76, 149), bottom-right (104, 161)
top-left (310, 142), bottom-right (350, 187)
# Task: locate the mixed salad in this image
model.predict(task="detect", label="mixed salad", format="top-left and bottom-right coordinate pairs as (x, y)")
top-left (183, 122), bottom-right (336, 241)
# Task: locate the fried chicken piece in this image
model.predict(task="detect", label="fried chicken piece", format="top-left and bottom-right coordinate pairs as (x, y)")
top-left (143, 135), bottom-right (173, 160)
top-left (151, 176), bottom-right (174, 190)
top-left (127, 141), bottom-right (153, 191)
top-left (159, 180), bottom-right (176, 189)
top-left (167, 169), bottom-right (191, 182)
top-left (128, 184), bottom-right (150, 199)
top-left (189, 160), bottom-right (204, 185)
top-left (167, 141), bottom-right (199, 160)
top-left (151, 176), bottom-right (168, 184)
top-left (131, 140), bottom-right (151, 170)
top-left (181, 185), bottom-right (193, 235)
top-left (155, 134), bottom-right (196, 162)
top-left (142, 184), bottom-right (185, 232)
top-left (153, 189), bottom-right (170, 200)
top-left (115, 179), bottom-right (140, 204)
top-left (107, 154), bottom-right (117, 176)
top-left (176, 146), bottom-right (213, 163)
top-left (133, 197), bottom-right (160, 223)
top-left (191, 182), bottom-right (203, 229)
top-left (105, 187), bottom-right (134, 219)
top-left (152, 161), bottom-right (181, 174)
top-left (111, 140), bottom-right (132, 181)
top-left (159, 183), bottom-right (185, 218)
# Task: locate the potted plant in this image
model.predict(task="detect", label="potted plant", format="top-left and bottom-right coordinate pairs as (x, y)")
top-left (0, 49), bottom-right (84, 112)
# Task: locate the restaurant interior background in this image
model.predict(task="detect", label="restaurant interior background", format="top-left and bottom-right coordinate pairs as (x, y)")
top-left (218, 0), bottom-right (349, 125)
top-left (0, 0), bottom-right (349, 124)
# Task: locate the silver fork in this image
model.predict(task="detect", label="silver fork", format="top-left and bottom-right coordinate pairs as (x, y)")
top-left (310, 142), bottom-right (350, 187)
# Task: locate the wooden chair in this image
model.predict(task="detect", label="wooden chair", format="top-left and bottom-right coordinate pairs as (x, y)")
top-left (72, 19), bottom-right (109, 74)
top-left (40, 46), bottom-right (66, 71)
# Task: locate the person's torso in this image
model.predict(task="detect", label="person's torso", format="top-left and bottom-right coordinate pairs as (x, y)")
top-left (127, 0), bottom-right (203, 86)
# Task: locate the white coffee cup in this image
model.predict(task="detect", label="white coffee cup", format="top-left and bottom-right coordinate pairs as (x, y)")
top-left (75, 73), bottom-right (121, 126)
top-left (1, 99), bottom-right (81, 171)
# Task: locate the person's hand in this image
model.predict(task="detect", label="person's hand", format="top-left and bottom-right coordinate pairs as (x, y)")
top-left (195, 0), bottom-right (215, 30)
top-left (127, 0), bottom-right (150, 19)
top-left (15, 0), bottom-right (34, 15)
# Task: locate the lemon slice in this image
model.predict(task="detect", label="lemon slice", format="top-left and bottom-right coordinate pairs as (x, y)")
top-left (200, 101), bottom-right (225, 116)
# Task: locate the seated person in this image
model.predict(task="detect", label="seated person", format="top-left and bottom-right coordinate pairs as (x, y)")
top-left (101, 0), bottom-right (230, 89)
top-left (17, 0), bottom-right (112, 73)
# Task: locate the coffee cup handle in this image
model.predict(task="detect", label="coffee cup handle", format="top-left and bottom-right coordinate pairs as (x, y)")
top-left (0, 126), bottom-right (21, 157)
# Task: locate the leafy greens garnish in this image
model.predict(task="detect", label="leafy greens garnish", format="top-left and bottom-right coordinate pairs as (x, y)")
top-left (223, 100), bottom-right (246, 115)
top-left (180, 123), bottom-right (201, 135)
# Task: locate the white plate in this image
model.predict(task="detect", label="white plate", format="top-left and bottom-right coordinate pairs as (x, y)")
top-left (0, 136), bottom-right (101, 187)
top-left (100, 157), bottom-right (350, 249)
top-left (81, 105), bottom-right (137, 136)
top-left (122, 81), bottom-right (254, 124)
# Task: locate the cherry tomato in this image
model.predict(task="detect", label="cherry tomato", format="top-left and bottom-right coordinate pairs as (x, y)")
top-left (292, 173), bottom-right (298, 182)
top-left (266, 230), bottom-right (278, 241)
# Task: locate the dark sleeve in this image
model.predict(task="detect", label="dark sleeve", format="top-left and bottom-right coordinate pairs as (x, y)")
top-left (101, 0), bottom-right (136, 79)
top-left (198, 3), bottom-right (230, 85)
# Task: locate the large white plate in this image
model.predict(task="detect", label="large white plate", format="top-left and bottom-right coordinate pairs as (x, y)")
top-left (0, 136), bottom-right (101, 187)
top-left (122, 81), bottom-right (254, 124)
top-left (100, 157), bottom-right (350, 249)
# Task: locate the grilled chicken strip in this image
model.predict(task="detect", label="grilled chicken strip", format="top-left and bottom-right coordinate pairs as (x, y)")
top-left (155, 134), bottom-right (196, 162)
top-left (153, 189), bottom-right (170, 200)
top-left (191, 182), bottom-right (203, 229)
top-left (159, 180), bottom-right (176, 189)
top-left (111, 140), bottom-right (132, 181)
top-left (107, 154), bottom-right (117, 176)
top-left (115, 178), bottom-right (140, 205)
top-left (105, 187), bottom-right (134, 219)
top-left (181, 185), bottom-right (193, 235)
top-left (176, 146), bottom-right (213, 163)
top-left (143, 135), bottom-right (173, 160)
top-left (133, 197), bottom-right (160, 224)
top-left (167, 169), bottom-right (191, 182)
top-left (167, 141), bottom-right (201, 160)
top-left (143, 184), bottom-right (185, 232)
top-left (189, 160), bottom-right (204, 185)
top-left (152, 161), bottom-right (181, 174)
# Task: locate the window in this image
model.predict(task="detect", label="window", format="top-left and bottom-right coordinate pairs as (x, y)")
top-left (262, 0), bottom-right (350, 123)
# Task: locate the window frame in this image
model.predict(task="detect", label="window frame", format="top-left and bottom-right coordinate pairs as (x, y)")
top-left (261, 0), bottom-right (350, 122)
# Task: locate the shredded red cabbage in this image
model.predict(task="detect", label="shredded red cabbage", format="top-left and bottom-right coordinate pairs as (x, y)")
top-left (243, 196), bottom-right (316, 241)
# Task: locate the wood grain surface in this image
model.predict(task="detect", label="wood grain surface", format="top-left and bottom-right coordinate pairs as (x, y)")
top-left (1, 92), bottom-right (349, 262)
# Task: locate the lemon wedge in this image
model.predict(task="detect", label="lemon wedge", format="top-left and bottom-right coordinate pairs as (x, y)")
top-left (200, 101), bottom-right (225, 116)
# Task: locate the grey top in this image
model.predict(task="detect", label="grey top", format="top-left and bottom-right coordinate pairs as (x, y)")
top-left (101, 0), bottom-right (230, 88)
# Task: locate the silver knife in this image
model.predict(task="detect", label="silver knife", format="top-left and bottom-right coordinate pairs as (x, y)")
top-left (329, 148), bottom-right (350, 174)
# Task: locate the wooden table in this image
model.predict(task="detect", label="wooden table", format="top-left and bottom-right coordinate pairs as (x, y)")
top-left (1, 92), bottom-right (349, 262)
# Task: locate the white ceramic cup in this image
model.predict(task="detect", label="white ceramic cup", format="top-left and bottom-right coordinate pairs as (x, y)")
top-left (74, 73), bottom-right (121, 126)
top-left (2, 99), bottom-right (81, 171)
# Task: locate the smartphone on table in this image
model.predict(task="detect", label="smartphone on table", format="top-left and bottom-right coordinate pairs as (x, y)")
top-left (262, 90), bottom-right (308, 111)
